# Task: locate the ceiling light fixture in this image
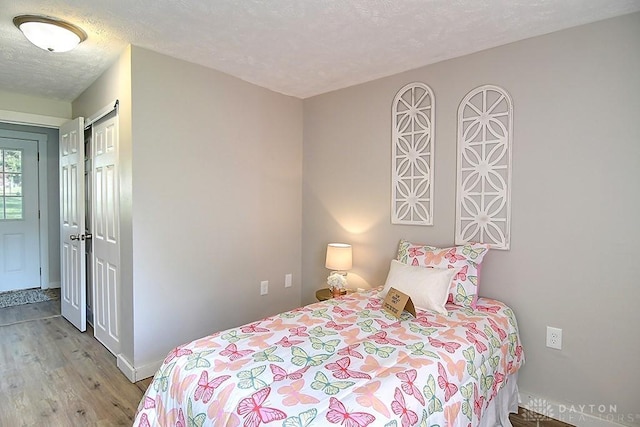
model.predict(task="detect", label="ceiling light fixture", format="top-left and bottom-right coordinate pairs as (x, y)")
top-left (13, 15), bottom-right (87, 53)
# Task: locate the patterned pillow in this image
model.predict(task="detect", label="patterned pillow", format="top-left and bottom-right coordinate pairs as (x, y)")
top-left (397, 239), bottom-right (490, 309)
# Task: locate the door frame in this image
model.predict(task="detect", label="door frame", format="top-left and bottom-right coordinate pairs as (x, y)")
top-left (0, 109), bottom-right (67, 289)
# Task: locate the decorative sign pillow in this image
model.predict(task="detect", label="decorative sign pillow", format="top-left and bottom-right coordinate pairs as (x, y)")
top-left (381, 259), bottom-right (458, 315)
top-left (397, 239), bottom-right (489, 309)
top-left (382, 287), bottom-right (417, 319)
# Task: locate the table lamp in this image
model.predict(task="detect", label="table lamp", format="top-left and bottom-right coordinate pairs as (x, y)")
top-left (325, 243), bottom-right (352, 296)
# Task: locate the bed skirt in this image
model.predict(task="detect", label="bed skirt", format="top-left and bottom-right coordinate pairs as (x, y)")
top-left (479, 372), bottom-right (519, 427)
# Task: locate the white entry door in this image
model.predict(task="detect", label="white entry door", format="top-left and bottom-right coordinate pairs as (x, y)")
top-left (0, 134), bottom-right (40, 292)
top-left (60, 117), bottom-right (86, 331)
top-left (91, 114), bottom-right (120, 354)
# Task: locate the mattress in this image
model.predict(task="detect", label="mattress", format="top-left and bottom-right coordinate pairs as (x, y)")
top-left (134, 288), bottom-right (524, 426)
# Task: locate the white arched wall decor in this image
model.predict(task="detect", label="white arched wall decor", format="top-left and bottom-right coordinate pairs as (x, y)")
top-left (455, 85), bottom-right (513, 250)
top-left (391, 82), bottom-right (435, 225)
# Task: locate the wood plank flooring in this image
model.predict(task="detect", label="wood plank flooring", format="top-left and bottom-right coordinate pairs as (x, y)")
top-left (511, 407), bottom-right (575, 426)
top-left (0, 299), bottom-right (572, 426)
top-left (0, 299), bottom-right (149, 426)
top-left (0, 298), bottom-right (61, 326)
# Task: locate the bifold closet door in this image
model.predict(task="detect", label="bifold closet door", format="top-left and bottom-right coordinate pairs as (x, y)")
top-left (60, 117), bottom-right (87, 332)
top-left (92, 114), bottom-right (121, 355)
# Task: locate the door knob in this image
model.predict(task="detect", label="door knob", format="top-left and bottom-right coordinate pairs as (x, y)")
top-left (70, 234), bottom-right (80, 241)
top-left (81, 234), bottom-right (92, 241)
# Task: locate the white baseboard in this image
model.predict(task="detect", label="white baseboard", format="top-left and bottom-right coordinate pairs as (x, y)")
top-left (519, 390), bottom-right (636, 427)
top-left (116, 354), bottom-right (162, 383)
top-left (117, 354), bottom-right (136, 382)
top-left (135, 359), bottom-right (163, 382)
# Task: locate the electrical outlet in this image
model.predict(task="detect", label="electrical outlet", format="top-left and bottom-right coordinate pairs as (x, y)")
top-left (546, 326), bottom-right (562, 350)
top-left (260, 280), bottom-right (269, 295)
top-left (285, 274), bottom-right (292, 288)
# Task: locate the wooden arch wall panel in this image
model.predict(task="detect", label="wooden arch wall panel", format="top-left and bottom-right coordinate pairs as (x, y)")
top-left (456, 85), bottom-right (513, 250)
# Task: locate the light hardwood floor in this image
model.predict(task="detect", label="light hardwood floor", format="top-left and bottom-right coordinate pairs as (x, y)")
top-left (511, 407), bottom-right (575, 427)
top-left (0, 299), bottom-right (150, 426)
top-left (0, 299), bottom-right (572, 426)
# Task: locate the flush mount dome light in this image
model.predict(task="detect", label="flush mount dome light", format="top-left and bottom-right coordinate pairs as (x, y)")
top-left (13, 15), bottom-right (87, 52)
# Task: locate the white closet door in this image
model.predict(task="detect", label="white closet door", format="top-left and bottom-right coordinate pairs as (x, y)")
top-left (92, 114), bottom-right (120, 355)
top-left (60, 117), bottom-right (86, 332)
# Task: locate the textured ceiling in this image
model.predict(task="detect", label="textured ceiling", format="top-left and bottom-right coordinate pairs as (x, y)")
top-left (1, 0), bottom-right (639, 101)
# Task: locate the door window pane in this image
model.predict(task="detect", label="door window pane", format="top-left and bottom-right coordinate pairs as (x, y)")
top-left (5, 197), bottom-right (22, 219)
top-left (4, 150), bottom-right (21, 172)
top-left (0, 149), bottom-right (23, 220)
top-left (5, 173), bottom-right (22, 196)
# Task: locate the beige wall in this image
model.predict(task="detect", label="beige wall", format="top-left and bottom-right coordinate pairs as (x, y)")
top-left (303, 12), bottom-right (640, 425)
top-left (73, 45), bottom-right (303, 375)
top-left (0, 90), bottom-right (71, 118)
top-left (129, 47), bottom-right (303, 368)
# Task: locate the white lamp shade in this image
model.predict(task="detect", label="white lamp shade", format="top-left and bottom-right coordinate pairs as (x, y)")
top-left (325, 243), bottom-right (352, 271)
top-left (14, 15), bottom-right (87, 53)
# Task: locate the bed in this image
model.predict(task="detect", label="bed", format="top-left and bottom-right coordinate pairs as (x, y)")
top-left (133, 287), bottom-right (524, 427)
top-left (134, 241), bottom-right (524, 426)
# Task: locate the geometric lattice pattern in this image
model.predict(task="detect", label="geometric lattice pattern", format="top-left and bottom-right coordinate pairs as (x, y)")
top-left (456, 85), bottom-right (513, 250)
top-left (391, 82), bottom-right (435, 225)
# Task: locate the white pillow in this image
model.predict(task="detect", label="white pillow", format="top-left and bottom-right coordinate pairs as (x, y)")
top-left (381, 260), bottom-right (458, 315)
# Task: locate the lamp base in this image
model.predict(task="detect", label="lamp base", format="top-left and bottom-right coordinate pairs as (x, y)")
top-left (331, 287), bottom-right (347, 297)
top-left (327, 271), bottom-right (348, 297)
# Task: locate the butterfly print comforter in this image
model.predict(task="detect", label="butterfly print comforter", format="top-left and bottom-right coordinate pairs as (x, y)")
top-left (133, 289), bottom-right (524, 427)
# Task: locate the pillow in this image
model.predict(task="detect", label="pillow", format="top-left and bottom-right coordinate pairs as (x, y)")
top-left (381, 260), bottom-right (458, 315)
top-left (396, 239), bottom-right (490, 309)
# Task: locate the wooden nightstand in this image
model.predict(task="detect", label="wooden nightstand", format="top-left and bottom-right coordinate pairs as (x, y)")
top-left (315, 288), bottom-right (334, 301)
top-left (316, 288), bottom-right (350, 301)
